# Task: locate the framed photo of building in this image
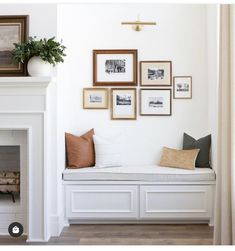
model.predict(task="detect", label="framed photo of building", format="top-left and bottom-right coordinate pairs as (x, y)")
top-left (0, 15), bottom-right (28, 76)
top-left (83, 88), bottom-right (109, 109)
top-left (140, 89), bottom-right (172, 116)
top-left (111, 88), bottom-right (136, 120)
top-left (173, 76), bottom-right (192, 99)
top-left (93, 49), bottom-right (138, 86)
top-left (140, 61), bottom-right (172, 86)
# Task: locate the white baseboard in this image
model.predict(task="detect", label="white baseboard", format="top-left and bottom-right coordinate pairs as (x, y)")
top-left (50, 211), bottom-right (64, 237)
top-left (64, 218), bottom-right (70, 227)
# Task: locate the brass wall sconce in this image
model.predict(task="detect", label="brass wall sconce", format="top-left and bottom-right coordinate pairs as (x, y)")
top-left (121, 17), bottom-right (156, 31)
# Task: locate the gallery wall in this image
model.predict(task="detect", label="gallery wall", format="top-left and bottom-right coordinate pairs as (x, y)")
top-left (57, 3), bottom-right (212, 168)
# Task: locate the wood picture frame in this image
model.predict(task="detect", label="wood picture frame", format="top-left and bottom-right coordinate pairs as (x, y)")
top-left (111, 88), bottom-right (137, 120)
top-left (0, 15), bottom-right (29, 76)
top-left (140, 88), bottom-right (172, 116)
top-left (140, 61), bottom-right (172, 86)
top-left (173, 76), bottom-right (192, 99)
top-left (93, 49), bottom-right (138, 86)
top-left (83, 88), bottom-right (109, 109)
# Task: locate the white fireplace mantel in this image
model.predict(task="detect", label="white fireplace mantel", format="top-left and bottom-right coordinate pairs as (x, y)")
top-left (0, 76), bottom-right (55, 242)
top-left (0, 76), bottom-right (52, 85)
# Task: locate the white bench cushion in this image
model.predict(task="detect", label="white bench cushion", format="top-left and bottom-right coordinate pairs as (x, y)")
top-left (63, 165), bottom-right (216, 182)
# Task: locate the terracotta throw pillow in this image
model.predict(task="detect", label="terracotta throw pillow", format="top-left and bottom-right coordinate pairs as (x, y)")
top-left (159, 147), bottom-right (200, 170)
top-left (65, 129), bottom-right (95, 168)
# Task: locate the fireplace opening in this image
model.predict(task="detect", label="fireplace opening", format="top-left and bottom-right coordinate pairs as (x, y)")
top-left (0, 146), bottom-right (20, 203)
top-left (0, 130), bottom-right (27, 234)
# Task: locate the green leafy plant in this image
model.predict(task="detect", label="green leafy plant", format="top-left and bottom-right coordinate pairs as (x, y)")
top-left (12, 37), bottom-right (66, 66)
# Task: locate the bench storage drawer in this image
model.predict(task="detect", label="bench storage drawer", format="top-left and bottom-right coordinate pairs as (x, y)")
top-left (140, 185), bottom-right (213, 220)
top-left (65, 185), bottom-right (138, 219)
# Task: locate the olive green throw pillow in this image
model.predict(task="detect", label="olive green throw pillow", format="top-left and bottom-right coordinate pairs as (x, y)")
top-left (183, 133), bottom-right (211, 168)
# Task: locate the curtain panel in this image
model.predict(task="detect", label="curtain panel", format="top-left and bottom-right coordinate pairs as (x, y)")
top-left (213, 4), bottom-right (235, 245)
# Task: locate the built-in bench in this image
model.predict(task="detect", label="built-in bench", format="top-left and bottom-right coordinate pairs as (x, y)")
top-left (63, 165), bottom-right (216, 225)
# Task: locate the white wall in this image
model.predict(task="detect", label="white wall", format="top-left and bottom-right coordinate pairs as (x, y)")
top-left (57, 3), bottom-right (210, 167)
top-left (0, 4), bottom-right (57, 38)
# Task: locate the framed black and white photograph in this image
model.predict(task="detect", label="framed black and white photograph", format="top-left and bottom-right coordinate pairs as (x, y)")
top-left (93, 50), bottom-right (138, 86)
top-left (140, 89), bottom-right (172, 116)
top-left (140, 61), bottom-right (172, 86)
top-left (173, 76), bottom-right (192, 99)
top-left (111, 88), bottom-right (136, 120)
top-left (83, 88), bottom-right (109, 109)
top-left (0, 15), bottom-right (28, 76)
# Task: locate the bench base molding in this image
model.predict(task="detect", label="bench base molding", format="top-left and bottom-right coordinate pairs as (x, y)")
top-left (64, 181), bottom-right (215, 225)
top-left (68, 219), bottom-right (213, 226)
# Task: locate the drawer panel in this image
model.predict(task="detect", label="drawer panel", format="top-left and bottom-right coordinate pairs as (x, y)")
top-left (140, 185), bottom-right (213, 219)
top-left (66, 185), bottom-right (138, 219)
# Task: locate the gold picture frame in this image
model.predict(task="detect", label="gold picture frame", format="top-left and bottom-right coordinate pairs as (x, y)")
top-left (83, 88), bottom-right (109, 109)
top-left (111, 88), bottom-right (137, 120)
top-left (173, 76), bottom-right (192, 99)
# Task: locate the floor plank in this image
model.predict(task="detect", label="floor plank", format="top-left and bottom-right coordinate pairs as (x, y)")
top-left (0, 224), bottom-right (213, 245)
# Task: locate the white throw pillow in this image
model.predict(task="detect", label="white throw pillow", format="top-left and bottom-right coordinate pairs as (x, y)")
top-left (93, 134), bottom-right (123, 168)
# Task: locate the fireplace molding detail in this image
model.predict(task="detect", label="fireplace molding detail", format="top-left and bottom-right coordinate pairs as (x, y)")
top-left (0, 77), bottom-right (55, 242)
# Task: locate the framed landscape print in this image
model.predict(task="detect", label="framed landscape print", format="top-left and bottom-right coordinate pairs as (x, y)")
top-left (93, 49), bottom-right (138, 86)
top-left (173, 76), bottom-right (192, 99)
top-left (0, 15), bottom-right (28, 76)
top-left (140, 89), bottom-right (172, 116)
top-left (83, 88), bottom-right (109, 109)
top-left (140, 61), bottom-right (172, 86)
top-left (111, 88), bottom-right (136, 120)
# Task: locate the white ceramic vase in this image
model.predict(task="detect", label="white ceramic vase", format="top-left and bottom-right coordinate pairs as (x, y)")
top-left (27, 56), bottom-right (52, 77)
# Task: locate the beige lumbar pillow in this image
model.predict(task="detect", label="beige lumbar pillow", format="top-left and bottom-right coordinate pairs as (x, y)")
top-left (159, 147), bottom-right (200, 170)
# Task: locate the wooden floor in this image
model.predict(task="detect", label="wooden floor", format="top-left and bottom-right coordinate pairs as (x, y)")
top-left (0, 224), bottom-right (213, 245)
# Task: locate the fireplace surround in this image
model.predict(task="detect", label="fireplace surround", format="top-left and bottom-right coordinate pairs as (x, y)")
top-left (0, 77), bottom-right (55, 242)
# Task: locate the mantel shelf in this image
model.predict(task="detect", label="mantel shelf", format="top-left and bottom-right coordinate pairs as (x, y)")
top-left (0, 77), bottom-right (53, 88)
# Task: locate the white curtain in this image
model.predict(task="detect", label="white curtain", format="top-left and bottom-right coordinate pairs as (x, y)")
top-left (213, 4), bottom-right (235, 245)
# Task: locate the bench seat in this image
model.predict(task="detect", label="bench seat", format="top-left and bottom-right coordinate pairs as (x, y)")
top-left (63, 165), bottom-right (216, 225)
top-left (63, 165), bottom-right (215, 182)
